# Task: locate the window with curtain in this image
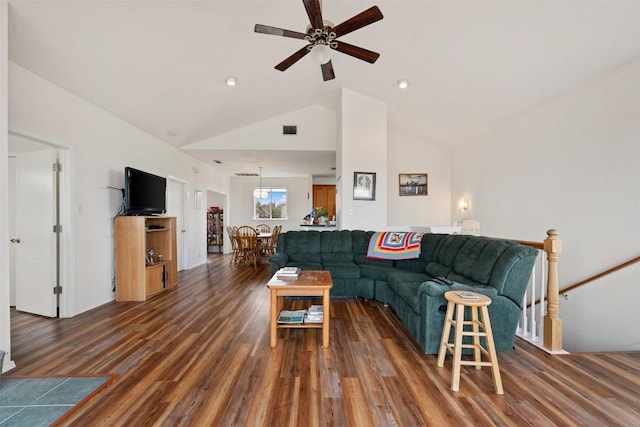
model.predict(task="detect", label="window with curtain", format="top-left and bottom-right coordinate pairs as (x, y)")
top-left (254, 188), bottom-right (287, 219)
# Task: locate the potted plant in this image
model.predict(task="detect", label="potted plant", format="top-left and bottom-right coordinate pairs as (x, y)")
top-left (314, 206), bottom-right (329, 224)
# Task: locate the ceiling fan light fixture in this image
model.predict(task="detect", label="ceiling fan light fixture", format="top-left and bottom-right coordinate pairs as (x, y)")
top-left (225, 76), bottom-right (237, 87)
top-left (310, 44), bottom-right (332, 64)
top-left (397, 79), bottom-right (409, 89)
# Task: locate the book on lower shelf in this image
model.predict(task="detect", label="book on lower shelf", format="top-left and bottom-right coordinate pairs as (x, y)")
top-left (277, 309), bottom-right (306, 324)
top-left (305, 305), bottom-right (323, 323)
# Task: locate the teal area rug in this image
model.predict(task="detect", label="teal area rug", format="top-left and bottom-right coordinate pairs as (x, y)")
top-left (0, 376), bottom-right (112, 426)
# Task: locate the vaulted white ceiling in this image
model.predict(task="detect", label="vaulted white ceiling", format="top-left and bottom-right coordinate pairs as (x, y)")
top-left (8, 1), bottom-right (640, 177)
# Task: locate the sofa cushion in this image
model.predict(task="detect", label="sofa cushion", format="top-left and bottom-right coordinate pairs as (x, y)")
top-left (420, 233), bottom-right (450, 263)
top-left (394, 258), bottom-right (427, 273)
top-left (424, 262), bottom-right (450, 279)
top-left (321, 252), bottom-right (354, 264)
top-left (353, 253), bottom-right (394, 268)
top-left (432, 235), bottom-right (472, 267)
top-left (320, 230), bottom-right (353, 253)
top-left (284, 231), bottom-right (322, 265)
top-left (358, 264), bottom-right (397, 282)
top-left (393, 280), bottom-right (424, 313)
top-left (285, 261), bottom-right (323, 271)
top-left (385, 270), bottom-right (431, 307)
top-left (323, 263), bottom-right (361, 280)
top-left (351, 230), bottom-right (374, 254)
top-left (452, 238), bottom-right (514, 285)
top-left (489, 245), bottom-right (538, 304)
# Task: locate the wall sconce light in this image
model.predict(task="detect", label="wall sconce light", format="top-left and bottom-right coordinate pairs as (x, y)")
top-left (458, 198), bottom-right (469, 211)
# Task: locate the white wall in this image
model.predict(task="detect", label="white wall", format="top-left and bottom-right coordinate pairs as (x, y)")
top-left (8, 62), bottom-right (223, 317)
top-left (0, 0), bottom-right (13, 372)
top-left (339, 89), bottom-right (387, 231)
top-left (387, 130), bottom-right (452, 227)
top-left (229, 176), bottom-right (311, 232)
top-left (452, 58), bottom-right (640, 352)
top-left (183, 105), bottom-right (337, 153)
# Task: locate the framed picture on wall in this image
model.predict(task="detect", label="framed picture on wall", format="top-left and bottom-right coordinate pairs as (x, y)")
top-left (353, 172), bottom-right (376, 200)
top-left (399, 173), bottom-right (428, 196)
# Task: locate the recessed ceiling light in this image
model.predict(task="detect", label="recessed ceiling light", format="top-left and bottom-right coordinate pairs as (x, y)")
top-left (225, 76), bottom-right (237, 87)
top-left (397, 79), bottom-right (409, 89)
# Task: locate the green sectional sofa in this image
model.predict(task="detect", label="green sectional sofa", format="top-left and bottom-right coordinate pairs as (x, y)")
top-left (268, 230), bottom-right (538, 354)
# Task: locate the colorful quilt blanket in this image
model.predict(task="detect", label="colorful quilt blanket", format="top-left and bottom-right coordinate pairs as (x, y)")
top-left (366, 231), bottom-right (424, 260)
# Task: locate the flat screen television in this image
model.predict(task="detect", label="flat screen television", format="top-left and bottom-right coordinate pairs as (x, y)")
top-left (124, 167), bottom-right (167, 215)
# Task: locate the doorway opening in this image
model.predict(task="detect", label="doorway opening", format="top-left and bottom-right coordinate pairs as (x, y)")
top-left (166, 177), bottom-right (187, 271)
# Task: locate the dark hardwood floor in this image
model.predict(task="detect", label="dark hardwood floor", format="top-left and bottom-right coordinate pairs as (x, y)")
top-left (8, 255), bottom-right (640, 426)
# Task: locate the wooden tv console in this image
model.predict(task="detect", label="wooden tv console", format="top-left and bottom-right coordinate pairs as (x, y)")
top-left (114, 216), bottom-right (177, 301)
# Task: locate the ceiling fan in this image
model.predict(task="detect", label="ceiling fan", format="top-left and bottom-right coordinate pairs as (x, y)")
top-left (254, 0), bottom-right (384, 81)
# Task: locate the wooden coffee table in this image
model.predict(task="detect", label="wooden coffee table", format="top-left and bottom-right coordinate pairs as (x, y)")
top-left (267, 270), bottom-right (333, 348)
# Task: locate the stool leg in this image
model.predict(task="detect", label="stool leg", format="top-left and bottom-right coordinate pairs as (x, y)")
top-left (480, 306), bottom-right (504, 394)
top-left (437, 301), bottom-right (455, 367)
top-left (471, 306), bottom-right (481, 370)
top-left (451, 303), bottom-right (465, 392)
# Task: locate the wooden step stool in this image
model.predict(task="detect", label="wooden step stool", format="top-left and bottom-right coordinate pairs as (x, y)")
top-left (437, 290), bottom-right (503, 394)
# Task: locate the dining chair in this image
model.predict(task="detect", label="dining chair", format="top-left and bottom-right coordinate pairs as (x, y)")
top-left (255, 224), bottom-right (271, 255)
top-left (255, 224), bottom-right (271, 234)
top-left (226, 226), bottom-right (239, 264)
top-left (266, 224), bottom-right (281, 256)
top-left (235, 226), bottom-right (259, 268)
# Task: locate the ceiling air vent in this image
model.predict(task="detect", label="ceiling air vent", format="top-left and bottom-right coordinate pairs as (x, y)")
top-left (235, 172), bottom-right (259, 177)
top-left (283, 125), bottom-right (297, 135)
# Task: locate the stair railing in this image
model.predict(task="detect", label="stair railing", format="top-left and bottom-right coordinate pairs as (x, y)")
top-left (515, 229), bottom-right (563, 353)
top-left (559, 255), bottom-right (640, 297)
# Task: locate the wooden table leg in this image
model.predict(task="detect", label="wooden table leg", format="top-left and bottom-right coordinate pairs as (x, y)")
top-left (270, 289), bottom-right (278, 348)
top-left (322, 289), bottom-right (330, 348)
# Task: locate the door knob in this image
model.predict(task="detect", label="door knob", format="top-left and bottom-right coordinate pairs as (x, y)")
top-left (10, 238), bottom-right (21, 244)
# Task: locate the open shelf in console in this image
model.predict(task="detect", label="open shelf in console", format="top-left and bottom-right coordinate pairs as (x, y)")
top-left (115, 216), bottom-right (177, 301)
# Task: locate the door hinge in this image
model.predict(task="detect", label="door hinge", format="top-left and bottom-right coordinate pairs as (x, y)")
top-left (52, 162), bottom-right (62, 172)
top-left (53, 224), bottom-right (63, 233)
top-left (53, 286), bottom-right (62, 295)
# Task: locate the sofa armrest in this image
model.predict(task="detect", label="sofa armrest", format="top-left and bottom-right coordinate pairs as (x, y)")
top-left (268, 253), bottom-right (289, 273)
top-left (418, 281), bottom-right (499, 299)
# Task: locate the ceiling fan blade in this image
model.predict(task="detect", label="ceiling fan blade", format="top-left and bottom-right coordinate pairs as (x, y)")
top-left (333, 41), bottom-right (380, 64)
top-left (332, 6), bottom-right (384, 38)
top-left (321, 60), bottom-right (335, 81)
top-left (302, 0), bottom-right (324, 29)
top-left (275, 45), bottom-right (312, 71)
top-left (254, 24), bottom-right (307, 40)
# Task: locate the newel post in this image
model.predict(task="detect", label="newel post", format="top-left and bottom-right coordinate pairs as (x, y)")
top-left (543, 229), bottom-right (563, 351)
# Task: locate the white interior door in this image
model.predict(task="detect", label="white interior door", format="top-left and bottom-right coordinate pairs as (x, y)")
top-left (166, 178), bottom-right (187, 271)
top-left (14, 149), bottom-right (57, 317)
